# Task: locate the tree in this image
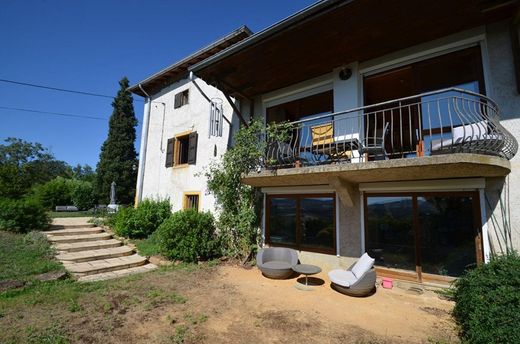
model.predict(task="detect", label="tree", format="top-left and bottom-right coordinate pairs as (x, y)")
top-left (95, 77), bottom-right (138, 205)
top-left (72, 164), bottom-right (96, 183)
top-left (0, 137), bottom-right (72, 198)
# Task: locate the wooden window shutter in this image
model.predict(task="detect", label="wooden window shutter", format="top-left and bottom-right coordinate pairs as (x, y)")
top-left (187, 132), bottom-right (198, 165)
top-left (165, 138), bottom-right (174, 167)
top-left (174, 93), bottom-right (181, 109)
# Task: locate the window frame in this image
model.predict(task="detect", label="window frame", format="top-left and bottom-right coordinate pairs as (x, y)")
top-left (183, 192), bottom-right (200, 211)
top-left (265, 193), bottom-right (336, 254)
top-left (174, 133), bottom-right (191, 166)
top-left (165, 130), bottom-right (197, 168)
top-left (174, 89), bottom-right (189, 109)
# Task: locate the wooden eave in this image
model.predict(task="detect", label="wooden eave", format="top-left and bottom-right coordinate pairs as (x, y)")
top-left (192, 0), bottom-right (519, 99)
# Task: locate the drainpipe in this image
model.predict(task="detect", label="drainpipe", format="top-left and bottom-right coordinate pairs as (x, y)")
top-left (135, 83), bottom-right (151, 206)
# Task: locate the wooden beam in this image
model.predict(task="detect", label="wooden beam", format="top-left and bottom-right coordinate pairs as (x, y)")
top-left (328, 176), bottom-right (355, 207)
top-left (222, 89), bottom-right (249, 127)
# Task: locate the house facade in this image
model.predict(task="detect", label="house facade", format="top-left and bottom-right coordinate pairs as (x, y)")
top-left (191, 0), bottom-right (520, 284)
top-left (129, 27), bottom-right (251, 212)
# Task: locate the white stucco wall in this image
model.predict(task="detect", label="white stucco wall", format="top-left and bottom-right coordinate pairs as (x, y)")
top-left (485, 20), bottom-right (520, 252)
top-left (139, 77), bottom-right (236, 213)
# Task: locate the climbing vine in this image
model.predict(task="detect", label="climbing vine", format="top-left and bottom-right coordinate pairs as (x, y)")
top-left (204, 120), bottom-right (264, 261)
top-left (204, 119), bottom-right (298, 261)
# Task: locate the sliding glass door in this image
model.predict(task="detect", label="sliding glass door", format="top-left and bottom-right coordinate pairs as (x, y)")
top-left (267, 194), bottom-right (335, 254)
top-left (365, 192), bottom-right (482, 280)
top-left (418, 195), bottom-right (480, 277)
top-left (365, 196), bottom-right (416, 271)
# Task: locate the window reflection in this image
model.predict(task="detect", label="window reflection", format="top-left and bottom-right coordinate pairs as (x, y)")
top-left (269, 198), bottom-right (297, 245)
top-left (366, 196), bottom-right (416, 271)
top-left (301, 198), bottom-right (334, 249)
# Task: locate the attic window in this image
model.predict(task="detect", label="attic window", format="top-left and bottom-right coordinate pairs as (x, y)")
top-left (174, 89), bottom-right (189, 108)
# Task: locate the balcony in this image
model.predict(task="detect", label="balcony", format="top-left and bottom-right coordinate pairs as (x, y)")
top-left (244, 88), bottom-right (517, 187)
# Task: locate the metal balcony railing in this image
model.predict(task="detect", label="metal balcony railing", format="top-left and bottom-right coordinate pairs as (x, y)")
top-left (263, 88), bottom-right (518, 169)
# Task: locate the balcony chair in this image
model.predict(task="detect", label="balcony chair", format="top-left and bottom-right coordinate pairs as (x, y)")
top-left (256, 247), bottom-right (298, 279)
top-left (310, 122), bottom-right (351, 163)
top-left (359, 122), bottom-right (390, 160)
top-left (328, 253), bottom-right (377, 297)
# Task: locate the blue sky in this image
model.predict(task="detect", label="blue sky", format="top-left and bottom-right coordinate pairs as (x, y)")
top-left (0, 0), bottom-right (315, 167)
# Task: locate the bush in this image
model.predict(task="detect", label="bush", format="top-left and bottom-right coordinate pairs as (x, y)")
top-left (71, 180), bottom-right (95, 210)
top-left (453, 253), bottom-right (520, 344)
top-left (0, 198), bottom-right (50, 233)
top-left (113, 199), bottom-right (171, 238)
top-left (156, 209), bottom-right (219, 263)
top-left (32, 177), bottom-right (74, 210)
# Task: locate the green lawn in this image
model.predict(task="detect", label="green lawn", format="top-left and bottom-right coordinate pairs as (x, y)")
top-left (0, 231), bottom-right (64, 281)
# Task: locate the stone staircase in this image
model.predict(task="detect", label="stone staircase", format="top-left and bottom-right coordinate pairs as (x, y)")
top-left (46, 219), bottom-right (157, 282)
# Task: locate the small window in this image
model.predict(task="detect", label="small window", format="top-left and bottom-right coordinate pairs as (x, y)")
top-left (174, 89), bottom-right (189, 108)
top-left (184, 193), bottom-right (200, 211)
top-left (176, 134), bottom-right (190, 165)
top-left (165, 131), bottom-right (198, 167)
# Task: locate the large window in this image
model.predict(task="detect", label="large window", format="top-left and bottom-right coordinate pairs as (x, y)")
top-left (363, 46), bottom-right (485, 158)
top-left (365, 192), bottom-right (482, 280)
top-left (267, 194), bottom-right (335, 253)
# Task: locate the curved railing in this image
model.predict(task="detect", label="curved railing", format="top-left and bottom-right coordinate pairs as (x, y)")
top-left (264, 88), bottom-right (518, 168)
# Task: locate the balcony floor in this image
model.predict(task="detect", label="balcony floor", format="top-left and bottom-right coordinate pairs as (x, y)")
top-left (243, 153), bottom-right (511, 187)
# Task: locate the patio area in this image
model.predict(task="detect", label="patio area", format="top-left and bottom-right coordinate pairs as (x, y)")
top-left (205, 264), bottom-right (457, 343)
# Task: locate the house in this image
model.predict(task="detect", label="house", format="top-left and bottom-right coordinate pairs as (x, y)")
top-left (128, 27), bottom-right (251, 212)
top-left (189, 0), bottom-right (520, 284)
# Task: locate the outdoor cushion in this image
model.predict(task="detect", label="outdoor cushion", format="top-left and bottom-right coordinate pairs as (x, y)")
top-left (328, 269), bottom-right (357, 287)
top-left (351, 253), bottom-right (375, 279)
top-left (262, 261), bottom-right (292, 270)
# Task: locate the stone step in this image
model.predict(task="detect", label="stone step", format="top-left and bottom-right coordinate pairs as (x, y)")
top-left (54, 239), bottom-right (123, 252)
top-left (64, 254), bottom-right (148, 276)
top-left (50, 223), bottom-right (95, 230)
top-left (56, 246), bottom-right (134, 263)
top-left (77, 263), bottom-right (158, 282)
top-left (48, 232), bottom-right (112, 244)
top-left (45, 227), bottom-right (104, 236)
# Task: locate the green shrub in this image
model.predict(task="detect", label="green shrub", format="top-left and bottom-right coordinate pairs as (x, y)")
top-left (156, 209), bottom-right (219, 263)
top-left (453, 253), bottom-right (520, 344)
top-left (0, 198), bottom-right (50, 233)
top-left (71, 180), bottom-right (95, 210)
top-left (113, 199), bottom-right (171, 238)
top-left (31, 177), bottom-right (74, 210)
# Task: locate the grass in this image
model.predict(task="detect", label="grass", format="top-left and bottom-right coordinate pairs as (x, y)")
top-left (0, 231), bottom-right (64, 281)
top-left (0, 262), bottom-right (197, 343)
top-left (133, 234), bottom-right (161, 257)
top-left (48, 211), bottom-right (96, 218)
top-left (26, 322), bottom-right (69, 344)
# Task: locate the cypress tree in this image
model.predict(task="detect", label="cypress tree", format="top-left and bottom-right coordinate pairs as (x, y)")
top-left (96, 77), bottom-right (138, 205)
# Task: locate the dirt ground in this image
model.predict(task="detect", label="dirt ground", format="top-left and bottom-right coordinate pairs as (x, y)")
top-left (0, 263), bottom-right (458, 344)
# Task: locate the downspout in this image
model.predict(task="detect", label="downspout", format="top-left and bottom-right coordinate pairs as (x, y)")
top-left (135, 83), bottom-right (151, 206)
